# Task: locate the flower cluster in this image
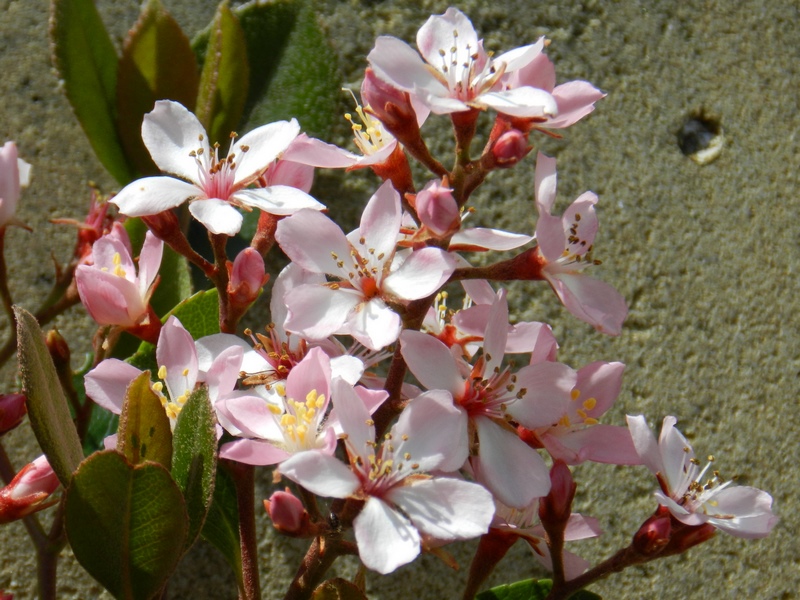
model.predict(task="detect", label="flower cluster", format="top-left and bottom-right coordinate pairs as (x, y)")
top-left (3, 6), bottom-right (776, 600)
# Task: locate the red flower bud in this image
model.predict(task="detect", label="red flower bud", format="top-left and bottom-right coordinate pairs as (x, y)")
top-left (632, 509), bottom-right (672, 556)
top-left (228, 248), bottom-right (269, 308)
top-left (539, 459), bottom-right (576, 528)
top-left (264, 489), bottom-right (309, 536)
top-left (0, 455), bottom-right (60, 524)
top-left (491, 129), bottom-right (531, 168)
top-left (0, 393), bottom-right (27, 436)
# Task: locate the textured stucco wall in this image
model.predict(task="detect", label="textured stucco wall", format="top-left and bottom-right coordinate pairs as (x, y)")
top-left (1, 0), bottom-right (797, 598)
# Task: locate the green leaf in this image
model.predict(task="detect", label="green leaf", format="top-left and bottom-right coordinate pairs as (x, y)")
top-left (242, 0), bottom-right (341, 139)
top-left (195, 2), bottom-right (250, 147)
top-left (14, 307), bottom-right (83, 486)
top-left (124, 218), bottom-right (194, 321)
top-left (117, 371), bottom-right (172, 468)
top-left (312, 578), bottom-right (368, 600)
top-left (475, 579), bottom-right (602, 600)
top-left (64, 450), bottom-right (188, 600)
top-left (83, 404), bottom-right (120, 456)
top-left (116, 0), bottom-right (199, 176)
top-left (201, 465), bottom-right (242, 590)
top-left (50, 0), bottom-right (134, 184)
top-left (171, 386), bottom-right (217, 549)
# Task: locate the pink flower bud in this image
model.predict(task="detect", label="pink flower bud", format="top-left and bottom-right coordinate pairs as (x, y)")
top-left (0, 455), bottom-right (60, 524)
top-left (415, 180), bottom-right (460, 237)
top-left (228, 248), bottom-right (269, 307)
top-left (663, 522), bottom-right (716, 556)
top-left (0, 589), bottom-right (13, 600)
top-left (539, 459), bottom-right (576, 528)
top-left (264, 489), bottom-right (309, 535)
top-left (0, 393), bottom-right (27, 436)
top-left (632, 509), bottom-right (672, 556)
top-left (491, 129), bottom-right (531, 168)
top-left (0, 141), bottom-right (31, 228)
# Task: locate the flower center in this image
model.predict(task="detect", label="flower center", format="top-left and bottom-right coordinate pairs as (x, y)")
top-left (189, 132), bottom-right (250, 202)
top-left (344, 89), bottom-right (390, 156)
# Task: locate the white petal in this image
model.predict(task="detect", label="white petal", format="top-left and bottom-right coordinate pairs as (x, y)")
top-left (382, 247), bottom-right (455, 300)
top-left (387, 478), bottom-right (493, 541)
top-left (233, 119), bottom-right (300, 184)
top-left (368, 36), bottom-right (445, 97)
top-left (279, 450), bottom-right (360, 498)
top-left (353, 497), bottom-right (420, 574)
top-left (345, 298), bottom-right (401, 350)
top-left (142, 100), bottom-right (209, 182)
top-left (112, 176), bottom-right (198, 217)
top-left (283, 285), bottom-right (360, 340)
top-left (188, 198), bottom-right (243, 235)
top-left (534, 152), bottom-right (558, 213)
top-left (234, 185), bottom-right (324, 216)
top-left (276, 209), bottom-right (351, 275)
top-left (450, 228), bottom-right (532, 251)
top-left (480, 87), bottom-right (558, 118)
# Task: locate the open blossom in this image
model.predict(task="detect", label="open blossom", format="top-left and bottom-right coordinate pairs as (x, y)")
top-left (111, 100), bottom-right (324, 236)
top-left (401, 290), bottom-right (576, 508)
top-left (368, 7), bottom-right (557, 118)
top-left (627, 415), bottom-right (778, 539)
top-left (520, 361), bottom-right (640, 465)
top-left (0, 141), bottom-right (31, 228)
top-left (534, 152), bottom-right (627, 335)
top-left (276, 180), bottom-right (456, 350)
top-left (85, 316), bottom-right (249, 430)
top-left (75, 223), bottom-right (163, 328)
top-left (279, 379), bottom-right (494, 574)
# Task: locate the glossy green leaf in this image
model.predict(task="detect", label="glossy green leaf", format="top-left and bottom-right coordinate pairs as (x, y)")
top-left (116, 0), bottom-right (200, 176)
top-left (195, 2), bottom-right (250, 147)
top-left (312, 578), bottom-right (368, 600)
top-left (171, 386), bottom-right (217, 549)
top-left (476, 579), bottom-right (601, 600)
top-left (201, 463), bottom-right (243, 591)
top-left (14, 307), bottom-right (83, 486)
top-left (50, 0), bottom-right (134, 184)
top-left (64, 450), bottom-right (188, 599)
top-left (242, 0), bottom-right (341, 138)
top-left (117, 371), bottom-right (172, 468)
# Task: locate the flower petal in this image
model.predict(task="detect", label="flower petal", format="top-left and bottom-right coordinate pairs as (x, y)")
top-left (112, 176), bottom-right (198, 217)
top-left (142, 100), bottom-right (209, 182)
top-left (232, 119), bottom-right (300, 184)
top-left (235, 185), bottom-right (324, 216)
top-left (353, 496), bottom-right (421, 574)
top-left (279, 450), bottom-right (360, 499)
top-left (188, 198), bottom-right (243, 235)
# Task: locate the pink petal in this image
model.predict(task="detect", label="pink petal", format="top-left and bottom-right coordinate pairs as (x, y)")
top-left (279, 450), bottom-right (360, 499)
top-left (547, 81), bottom-right (606, 129)
top-left (276, 209), bottom-right (351, 275)
top-left (137, 231), bottom-right (164, 297)
top-left (330, 379), bottom-right (374, 464)
top-left (383, 247), bottom-right (456, 300)
top-left (157, 316), bottom-right (198, 393)
top-left (542, 425), bottom-right (641, 466)
top-left (534, 152), bottom-right (557, 214)
top-left (505, 362), bottom-right (576, 429)
top-left (285, 347), bottom-right (331, 408)
top-left (76, 268), bottom-right (144, 327)
top-left (235, 185), bottom-right (324, 216)
top-left (400, 330), bottom-right (463, 396)
top-left (220, 438), bottom-right (290, 466)
top-left (282, 133), bottom-right (360, 168)
top-left (368, 36), bottom-right (444, 98)
top-left (450, 228), bottom-right (532, 252)
top-left (479, 87), bottom-right (558, 118)
top-left (345, 297), bottom-right (401, 350)
top-left (84, 359), bottom-right (143, 413)
top-left (574, 361), bottom-right (625, 417)
top-left (353, 496), bottom-right (421, 574)
top-left (626, 415), bottom-right (663, 476)
top-left (547, 272), bottom-right (627, 336)
top-left (707, 486), bottom-right (778, 539)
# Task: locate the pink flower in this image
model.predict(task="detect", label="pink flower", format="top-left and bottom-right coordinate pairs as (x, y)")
top-left (0, 141), bottom-right (31, 228)
top-left (521, 361), bottom-right (640, 465)
top-left (627, 415), bottom-right (778, 539)
top-left (368, 8), bottom-right (557, 118)
top-left (111, 100), bottom-right (324, 236)
top-left (0, 456), bottom-right (60, 524)
top-left (85, 316), bottom-right (247, 429)
top-left (75, 223), bottom-right (163, 328)
top-left (275, 180), bottom-right (456, 350)
top-left (534, 152), bottom-right (627, 335)
top-left (279, 379), bottom-right (494, 574)
top-left (216, 347), bottom-right (385, 466)
top-left (401, 290), bottom-right (576, 508)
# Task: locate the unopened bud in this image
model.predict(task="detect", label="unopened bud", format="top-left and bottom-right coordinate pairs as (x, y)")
top-left (45, 328), bottom-right (71, 370)
top-left (415, 180), bottom-right (460, 237)
top-left (228, 248), bottom-right (269, 307)
top-left (264, 489), bottom-right (309, 535)
top-left (0, 455), bottom-right (60, 524)
top-left (632, 508), bottom-right (672, 556)
top-left (0, 393), bottom-right (27, 435)
top-left (539, 459), bottom-right (575, 528)
top-left (141, 209), bottom-right (181, 242)
top-left (491, 129), bottom-right (531, 167)
top-left (0, 589), bottom-right (13, 599)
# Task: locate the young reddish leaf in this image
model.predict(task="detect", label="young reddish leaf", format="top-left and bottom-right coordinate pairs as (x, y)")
top-left (50, 0), bottom-right (134, 184)
top-left (116, 0), bottom-right (200, 175)
top-left (14, 307), bottom-right (83, 486)
top-left (195, 2), bottom-right (250, 147)
top-left (117, 370), bottom-right (172, 468)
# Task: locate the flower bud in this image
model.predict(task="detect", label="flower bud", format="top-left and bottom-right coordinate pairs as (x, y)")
top-left (264, 489), bottom-right (309, 535)
top-left (361, 68), bottom-right (417, 131)
top-left (228, 248), bottom-right (269, 308)
top-left (0, 393), bottom-right (27, 436)
top-left (415, 180), bottom-right (460, 237)
top-left (663, 522), bottom-right (716, 556)
top-left (491, 129), bottom-right (531, 168)
top-left (0, 589), bottom-right (13, 599)
top-left (632, 508), bottom-right (672, 556)
top-left (0, 455), bottom-right (60, 524)
top-left (539, 459), bottom-right (575, 528)
top-left (46, 328), bottom-right (71, 370)
top-left (0, 141), bottom-right (31, 228)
